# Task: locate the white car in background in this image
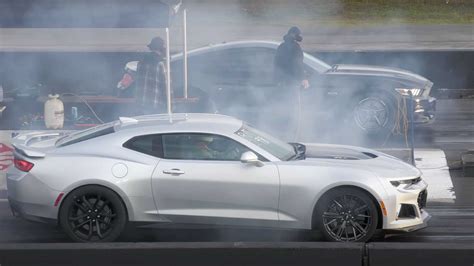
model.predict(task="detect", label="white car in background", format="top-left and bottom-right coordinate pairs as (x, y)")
top-left (7, 113), bottom-right (429, 242)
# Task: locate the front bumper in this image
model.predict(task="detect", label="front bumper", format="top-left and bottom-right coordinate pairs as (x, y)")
top-left (383, 178), bottom-right (430, 232)
top-left (413, 96), bottom-right (436, 124)
top-left (386, 209), bottom-right (431, 233)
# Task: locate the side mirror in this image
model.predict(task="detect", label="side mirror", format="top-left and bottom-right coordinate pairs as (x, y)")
top-left (240, 151), bottom-right (264, 167)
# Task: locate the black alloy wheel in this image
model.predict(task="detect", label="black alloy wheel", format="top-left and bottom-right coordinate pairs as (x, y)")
top-left (59, 186), bottom-right (127, 242)
top-left (316, 188), bottom-right (378, 242)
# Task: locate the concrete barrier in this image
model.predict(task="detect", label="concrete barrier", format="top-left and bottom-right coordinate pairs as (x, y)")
top-left (367, 243), bottom-right (474, 266)
top-left (1, 242), bottom-right (473, 266)
top-left (0, 242), bottom-right (364, 266)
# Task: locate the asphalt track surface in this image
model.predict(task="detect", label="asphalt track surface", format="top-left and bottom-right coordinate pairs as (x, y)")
top-left (0, 200), bottom-right (472, 244)
top-left (416, 99), bottom-right (474, 150)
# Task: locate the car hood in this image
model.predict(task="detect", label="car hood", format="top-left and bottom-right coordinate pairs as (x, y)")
top-left (304, 143), bottom-right (378, 160)
top-left (329, 64), bottom-right (433, 89)
top-left (298, 143), bottom-right (421, 179)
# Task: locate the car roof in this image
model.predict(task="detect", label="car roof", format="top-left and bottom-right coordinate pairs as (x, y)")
top-left (172, 40), bottom-right (280, 59)
top-left (170, 40), bottom-right (332, 73)
top-left (116, 113), bottom-right (244, 135)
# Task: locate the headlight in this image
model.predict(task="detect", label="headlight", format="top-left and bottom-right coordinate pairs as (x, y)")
top-left (395, 88), bottom-right (424, 97)
top-left (390, 177), bottom-right (421, 187)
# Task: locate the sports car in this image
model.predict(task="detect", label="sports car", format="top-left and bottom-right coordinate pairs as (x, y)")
top-left (7, 113), bottom-right (430, 242)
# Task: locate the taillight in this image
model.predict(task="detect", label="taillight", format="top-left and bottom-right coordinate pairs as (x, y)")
top-left (14, 158), bottom-right (34, 172)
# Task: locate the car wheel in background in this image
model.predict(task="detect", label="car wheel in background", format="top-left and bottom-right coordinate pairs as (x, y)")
top-left (350, 92), bottom-right (397, 137)
top-left (59, 185), bottom-right (128, 242)
top-left (315, 187), bottom-right (378, 242)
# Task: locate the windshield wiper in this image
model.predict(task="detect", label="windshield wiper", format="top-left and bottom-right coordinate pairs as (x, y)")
top-left (287, 143), bottom-right (306, 161)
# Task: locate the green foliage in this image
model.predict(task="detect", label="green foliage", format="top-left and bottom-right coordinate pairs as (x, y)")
top-left (339, 0), bottom-right (474, 24)
top-left (224, 0), bottom-right (474, 24)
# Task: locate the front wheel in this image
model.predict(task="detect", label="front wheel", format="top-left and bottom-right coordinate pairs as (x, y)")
top-left (349, 92), bottom-right (398, 137)
top-left (59, 185), bottom-right (128, 242)
top-left (315, 188), bottom-right (378, 242)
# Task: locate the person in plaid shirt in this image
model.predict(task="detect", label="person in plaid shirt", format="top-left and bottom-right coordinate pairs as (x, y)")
top-left (135, 37), bottom-right (168, 114)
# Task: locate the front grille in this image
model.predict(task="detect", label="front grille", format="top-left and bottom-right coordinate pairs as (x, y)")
top-left (418, 190), bottom-right (428, 209)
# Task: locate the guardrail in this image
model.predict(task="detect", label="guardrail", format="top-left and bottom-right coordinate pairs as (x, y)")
top-left (0, 242), bottom-right (472, 266)
top-left (434, 89), bottom-right (474, 99)
top-left (367, 243), bottom-right (474, 266)
top-left (0, 242), bottom-right (364, 266)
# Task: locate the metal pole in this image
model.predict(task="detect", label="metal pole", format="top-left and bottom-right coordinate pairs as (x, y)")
top-left (165, 28), bottom-right (172, 122)
top-left (183, 9), bottom-right (188, 99)
top-left (408, 92), bottom-right (415, 165)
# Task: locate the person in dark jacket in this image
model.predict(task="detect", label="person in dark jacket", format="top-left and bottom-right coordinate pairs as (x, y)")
top-left (274, 26), bottom-right (309, 89)
top-left (135, 36), bottom-right (168, 114)
top-left (273, 26), bottom-right (309, 140)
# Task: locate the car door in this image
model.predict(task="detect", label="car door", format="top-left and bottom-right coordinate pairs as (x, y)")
top-left (151, 133), bottom-right (280, 227)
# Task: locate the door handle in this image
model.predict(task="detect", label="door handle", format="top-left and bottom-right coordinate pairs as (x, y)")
top-left (163, 169), bottom-right (185, 175)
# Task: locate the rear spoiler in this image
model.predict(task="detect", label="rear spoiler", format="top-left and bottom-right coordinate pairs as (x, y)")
top-left (11, 131), bottom-right (68, 158)
top-left (12, 143), bottom-right (46, 158)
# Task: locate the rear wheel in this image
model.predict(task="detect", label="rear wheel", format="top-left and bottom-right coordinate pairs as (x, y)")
top-left (315, 188), bottom-right (378, 242)
top-left (59, 185), bottom-right (127, 242)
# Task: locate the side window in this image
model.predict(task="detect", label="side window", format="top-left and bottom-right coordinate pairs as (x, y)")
top-left (185, 47), bottom-right (277, 89)
top-left (244, 47), bottom-right (276, 86)
top-left (186, 53), bottom-right (220, 92)
top-left (210, 47), bottom-right (276, 87)
top-left (162, 133), bottom-right (251, 161)
top-left (123, 134), bottom-right (163, 158)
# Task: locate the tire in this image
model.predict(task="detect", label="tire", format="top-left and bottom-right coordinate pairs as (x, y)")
top-left (59, 185), bottom-right (128, 242)
top-left (348, 91), bottom-right (398, 137)
top-left (315, 188), bottom-right (378, 242)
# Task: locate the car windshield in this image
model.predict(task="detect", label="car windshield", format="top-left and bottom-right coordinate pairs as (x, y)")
top-left (303, 53), bottom-right (332, 73)
top-left (56, 122), bottom-right (116, 147)
top-left (235, 125), bottom-right (295, 161)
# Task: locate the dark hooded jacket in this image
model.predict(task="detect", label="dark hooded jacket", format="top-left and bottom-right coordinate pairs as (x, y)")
top-left (274, 34), bottom-right (305, 85)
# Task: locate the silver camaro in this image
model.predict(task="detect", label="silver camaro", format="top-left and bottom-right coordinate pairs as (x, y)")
top-left (7, 113), bottom-right (430, 242)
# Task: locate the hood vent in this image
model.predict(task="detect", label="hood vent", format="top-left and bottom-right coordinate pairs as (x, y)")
top-left (304, 145), bottom-right (379, 161)
top-left (362, 152), bottom-right (378, 159)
